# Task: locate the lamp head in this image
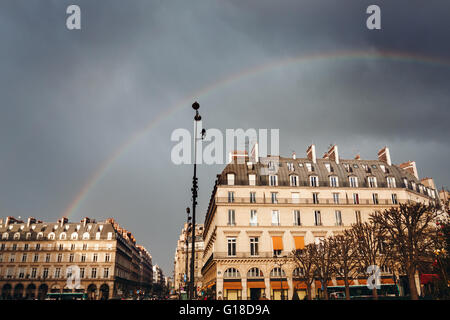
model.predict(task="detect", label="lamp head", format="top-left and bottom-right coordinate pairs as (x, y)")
top-left (186, 207), bottom-right (190, 214)
top-left (192, 102), bottom-right (200, 110)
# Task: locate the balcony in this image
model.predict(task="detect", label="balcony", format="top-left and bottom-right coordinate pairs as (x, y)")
top-left (216, 197), bottom-right (398, 206)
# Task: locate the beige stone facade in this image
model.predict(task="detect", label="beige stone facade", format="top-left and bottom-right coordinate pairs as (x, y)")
top-left (0, 217), bottom-right (153, 300)
top-left (201, 145), bottom-right (438, 300)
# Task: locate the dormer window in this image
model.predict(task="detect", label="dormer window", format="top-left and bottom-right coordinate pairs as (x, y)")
top-left (71, 232), bottom-right (78, 240)
top-left (269, 175), bottom-right (278, 186)
top-left (59, 233), bottom-right (66, 240)
top-left (380, 165), bottom-right (386, 173)
top-left (403, 178), bottom-right (408, 188)
top-left (349, 176), bottom-right (358, 188)
top-left (13, 233), bottom-right (20, 240)
top-left (82, 232), bottom-right (90, 240)
top-left (248, 174), bottom-right (256, 186)
top-left (310, 175), bottom-right (319, 187)
top-left (305, 163), bottom-right (313, 172)
top-left (329, 176), bottom-right (339, 187)
top-left (287, 163), bottom-right (294, 172)
top-left (290, 175), bottom-right (298, 187)
top-left (387, 177), bottom-right (396, 188)
top-left (227, 173), bottom-right (235, 185)
top-left (344, 164), bottom-right (353, 173)
top-left (368, 176), bottom-right (377, 188)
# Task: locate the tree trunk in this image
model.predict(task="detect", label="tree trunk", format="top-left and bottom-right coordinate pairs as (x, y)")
top-left (306, 283), bottom-right (312, 300)
top-left (323, 283), bottom-right (329, 300)
top-left (344, 276), bottom-right (350, 300)
top-left (408, 270), bottom-right (419, 300)
top-left (372, 286), bottom-right (378, 300)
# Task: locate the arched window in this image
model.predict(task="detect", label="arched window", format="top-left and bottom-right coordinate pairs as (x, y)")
top-left (48, 232), bottom-right (55, 240)
top-left (37, 232), bottom-right (43, 240)
top-left (224, 268), bottom-right (240, 279)
top-left (71, 232), bottom-right (78, 240)
top-left (13, 232), bottom-right (20, 240)
top-left (59, 233), bottom-right (66, 240)
top-left (270, 267), bottom-right (286, 278)
top-left (82, 232), bottom-right (90, 240)
top-left (292, 267), bottom-right (304, 278)
top-left (2, 232), bottom-right (8, 240)
top-left (247, 267), bottom-right (263, 278)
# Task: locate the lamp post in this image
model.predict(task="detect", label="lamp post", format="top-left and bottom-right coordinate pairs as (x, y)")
top-left (189, 101), bottom-right (205, 299)
top-left (273, 255), bottom-right (289, 300)
top-left (184, 208), bottom-right (191, 297)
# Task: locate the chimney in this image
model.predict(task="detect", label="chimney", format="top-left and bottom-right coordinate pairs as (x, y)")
top-left (81, 217), bottom-right (91, 227)
top-left (306, 144), bottom-right (316, 164)
top-left (292, 151), bottom-right (296, 160)
top-left (354, 154), bottom-right (361, 160)
top-left (323, 152), bottom-right (329, 159)
top-left (378, 146), bottom-right (392, 166)
top-left (399, 161), bottom-right (419, 179)
top-left (228, 150), bottom-right (248, 164)
top-left (327, 145), bottom-right (339, 164)
top-left (421, 177), bottom-right (435, 190)
top-left (27, 217), bottom-right (36, 228)
top-left (5, 216), bottom-right (18, 227)
top-left (60, 217), bottom-right (68, 227)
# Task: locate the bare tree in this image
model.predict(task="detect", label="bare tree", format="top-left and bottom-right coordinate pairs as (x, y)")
top-left (329, 234), bottom-right (359, 300)
top-left (346, 221), bottom-right (391, 300)
top-left (371, 202), bottom-right (440, 300)
top-left (311, 239), bottom-right (335, 300)
top-left (292, 244), bottom-right (316, 300)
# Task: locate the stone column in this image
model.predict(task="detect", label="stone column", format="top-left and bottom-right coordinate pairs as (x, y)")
top-left (287, 277), bottom-right (293, 300)
top-left (264, 277), bottom-right (271, 299)
top-left (216, 277), bottom-right (224, 300)
top-left (241, 277), bottom-right (247, 300)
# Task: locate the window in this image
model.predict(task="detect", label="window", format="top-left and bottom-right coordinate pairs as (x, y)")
top-left (271, 210), bottom-right (280, 226)
top-left (22, 253), bottom-right (27, 262)
top-left (392, 194), bottom-right (398, 205)
top-left (271, 192), bottom-right (278, 204)
top-left (59, 232), bottom-right (66, 240)
top-left (353, 193), bottom-right (359, 204)
top-left (107, 232), bottom-right (113, 240)
top-left (272, 237), bottom-right (283, 256)
top-left (387, 177), bottom-right (396, 188)
top-left (13, 233), bottom-right (20, 240)
top-left (83, 244), bottom-right (88, 250)
top-left (270, 267), bottom-right (286, 278)
top-left (224, 268), bottom-right (240, 278)
top-left (18, 268), bottom-right (25, 279)
top-left (293, 210), bottom-right (301, 226)
top-left (305, 163), bottom-right (313, 172)
top-left (105, 253), bottom-right (110, 262)
top-left (310, 176), bottom-right (318, 187)
top-left (103, 268), bottom-right (109, 278)
top-left (80, 268), bottom-right (85, 279)
top-left (81, 254), bottom-right (86, 262)
top-left (269, 175), bottom-right (278, 186)
top-left (71, 232), bottom-right (78, 240)
top-left (91, 268), bottom-right (97, 279)
top-left (69, 253), bottom-right (74, 262)
top-left (250, 237), bottom-right (259, 256)
top-left (35, 243), bottom-right (40, 250)
top-left (96, 232), bottom-right (101, 240)
top-left (290, 175), bottom-right (298, 186)
top-left (312, 192), bottom-right (319, 204)
top-left (403, 178), bottom-right (408, 188)
top-left (372, 193), bottom-right (379, 205)
top-left (10, 254), bottom-right (15, 262)
top-left (314, 210), bottom-right (322, 226)
top-left (335, 210), bottom-right (342, 226)
top-left (368, 176), bottom-right (377, 188)
top-left (43, 268), bottom-right (49, 279)
top-left (344, 164), bottom-right (352, 173)
top-left (227, 173), bottom-right (235, 185)
top-left (330, 176), bottom-right (338, 187)
top-left (93, 253), bottom-right (98, 262)
top-left (227, 238), bottom-right (236, 256)
top-left (248, 267), bottom-right (263, 278)
top-left (82, 232), bottom-right (90, 240)
top-left (31, 268), bottom-right (37, 279)
top-left (355, 211), bottom-right (362, 224)
top-left (55, 268), bottom-right (61, 279)
top-left (71, 244), bottom-right (75, 250)
top-left (48, 233), bottom-right (55, 240)
top-left (349, 176), bottom-right (358, 188)
top-left (228, 191), bottom-right (235, 203)
top-left (250, 210), bottom-right (257, 226)
top-left (287, 162), bottom-right (294, 171)
top-left (380, 164), bottom-right (386, 173)
top-left (228, 210), bottom-right (236, 226)
top-left (293, 267), bottom-right (304, 277)
top-left (57, 253), bottom-right (63, 262)
top-left (333, 193), bottom-right (340, 204)
top-left (12, 244), bottom-right (17, 250)
top-left (248, 174), bottom-right (256, 186)
top-left (325, 163), bottom-right (331, 173)
top-left (2, 233), bottom-right (8, 240)
top-left (45, 253), bottom-right (50, 263)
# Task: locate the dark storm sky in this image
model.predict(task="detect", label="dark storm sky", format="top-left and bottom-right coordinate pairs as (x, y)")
top-left (0, 1), bottom-right (449, 274)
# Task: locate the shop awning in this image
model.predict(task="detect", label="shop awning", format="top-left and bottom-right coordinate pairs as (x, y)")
top-left (381, 278), bottom-right (395, 284)
top-left (272, 236), bottom-right (283, 251)
top-left (247, 281), bottom-right (266, 289)
top-left (336, 279), bottom-right (354, 286)
top-left (294, 236), bottom-right (305, 250)
top-left (293, 280), bottom-right (307, 289)
top-left (223, 281), bottom-right (242, 290)
top-left (270, 281), bottom-right (289, 290)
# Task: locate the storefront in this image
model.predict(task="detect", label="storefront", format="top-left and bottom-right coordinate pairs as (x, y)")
top-left (247, 280), bottom-right (265, 300)
top-left (223, 281), bottom-right (242, 300)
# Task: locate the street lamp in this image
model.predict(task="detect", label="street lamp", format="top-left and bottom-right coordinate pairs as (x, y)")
top-left (189, 101), bottom-right (205, 299)
top-left (184, 208), bottom-right (191, 295)
top-left (273, 255), bottom-right (289, 300)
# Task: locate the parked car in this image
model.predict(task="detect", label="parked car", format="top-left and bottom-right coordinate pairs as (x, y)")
top-left (330, 291), bottom-right (346, 299)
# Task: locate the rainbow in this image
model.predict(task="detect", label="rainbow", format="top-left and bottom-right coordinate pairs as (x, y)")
top-left (61, 49), bottom-right (450, 219)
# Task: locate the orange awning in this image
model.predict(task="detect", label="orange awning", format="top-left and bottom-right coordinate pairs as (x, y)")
top-left (314, 280), bottom-right (332, 288)
top-left (247, 281), bottom-right (266, 289)
top-left (293, 280), bottom-right (307, 289)
top-left (381, 278), bottom-right (395, 284)
top-left (294, 236), bottom-right (305, 250)
top-left (272, 236), bottom-right (283, 251)
top-left (224, 281), bottom-right (242, 290)
top-left (336, 279), bottom-right (355, 286)
top-left (358, 279), bottom-right (367, 285)
top-left (271, 281), bottom-right (289, 290)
